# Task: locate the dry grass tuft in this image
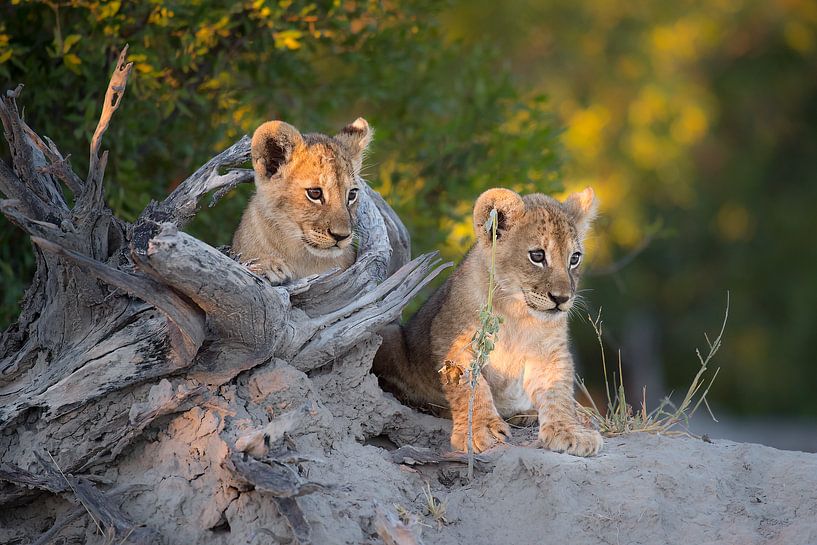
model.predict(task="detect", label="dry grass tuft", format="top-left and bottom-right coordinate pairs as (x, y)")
top-left (421, 483), bottom-right (448, 528)
top-left (576, 293), bottom-right (729, 437)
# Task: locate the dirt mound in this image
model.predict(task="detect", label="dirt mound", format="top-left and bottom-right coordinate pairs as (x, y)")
top-left (3, 335), bottom-right (815, 545)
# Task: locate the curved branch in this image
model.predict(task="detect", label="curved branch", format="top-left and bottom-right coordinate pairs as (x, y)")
top-left (136, 223), bottom-right (291, 350)
top-left (366, 182), bottom-right (411, 275)
top-left (290, 253), bottom-right (451, 369)
top-left (139, 136), bottom-right (252, 228)
top-left (0, 87), bottom-right (68, 217)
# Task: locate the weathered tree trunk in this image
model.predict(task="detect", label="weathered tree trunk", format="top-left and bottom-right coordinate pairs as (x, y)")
top-left (0, 47), bottom-right (450, 544)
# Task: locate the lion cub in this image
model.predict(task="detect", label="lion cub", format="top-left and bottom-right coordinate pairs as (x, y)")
top-left (373, 187), bottom-right (603, 456)
top-left (232, 118), bottom-right (372, 283)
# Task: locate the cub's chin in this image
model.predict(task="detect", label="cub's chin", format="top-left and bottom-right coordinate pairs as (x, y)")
top-left (304, 243), bottom-right (346, 258)
top-left (527, 307), bottom-right (567, 321)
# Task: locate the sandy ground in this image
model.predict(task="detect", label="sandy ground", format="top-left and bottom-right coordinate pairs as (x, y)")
top-left (2, 337), bottom-right (816, 544)
top-left (436, 433), bottom-right (817, 545)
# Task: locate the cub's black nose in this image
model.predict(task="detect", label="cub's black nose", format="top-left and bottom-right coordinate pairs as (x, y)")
top-left (330, 231), bottom-right (351, 242)
top-left (548, 292), bottom-right (570, 306)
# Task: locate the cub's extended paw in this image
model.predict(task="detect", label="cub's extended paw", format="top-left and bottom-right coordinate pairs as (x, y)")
top-left (451, 416), bottom-right (511, 453)
top-left (539, 421), bottom-right (603, 457)
top-left (242, 259), bottom-right (291, 285)
top-left (241, 259), bottom-right (265, 275)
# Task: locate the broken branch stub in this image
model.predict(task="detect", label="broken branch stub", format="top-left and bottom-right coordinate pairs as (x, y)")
top-left (78, 44), bottom-right (133, 220)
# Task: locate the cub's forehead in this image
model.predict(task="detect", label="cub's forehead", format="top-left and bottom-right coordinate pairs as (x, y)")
top-left (302, 134), bottom-right (355, 168)
top-left (290, 135), bottom-right (357, 187)
top-left (519, 195), bottom-right (577, 241)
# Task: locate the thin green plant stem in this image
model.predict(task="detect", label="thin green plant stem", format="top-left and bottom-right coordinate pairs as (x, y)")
top-left (466, 208), bottom-right (502, 480)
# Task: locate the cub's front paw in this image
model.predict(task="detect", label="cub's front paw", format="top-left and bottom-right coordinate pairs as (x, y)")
top-left (242, 259), bottom-right (291, 285)
top-left (242, 259), bottom-right (265, 275)
top-left (539, 422), bottom-right (603, 457)
top-left (451, 416), bottom-right (511, 453)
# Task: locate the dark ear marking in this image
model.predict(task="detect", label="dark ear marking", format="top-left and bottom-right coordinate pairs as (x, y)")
top-left (337, 117), bottom-right (372, 150)
top-left (495, 211), bottom-right (507, 239)
top-left (335, 117), bottom-right (373, 171)
top-left (340, 119), bottom-right (367, 136)
top-left (473, 188), bottom-right (525, 246)
top-left (261, 139), bottom-right (287, 178)
top-left (251, 120), bottom-right (304, 182)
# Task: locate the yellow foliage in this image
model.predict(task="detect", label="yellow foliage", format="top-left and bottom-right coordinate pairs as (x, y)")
top-left (611, 213), bottom-right (641, 248)
top-left (442, 201), bottom-right (475, 256)
top-left (0, 28), bottom-right (10, 64)
top-left (715, 202), bottom-right (752, 241)
top-left (62, 34), bottom-right (81, 54)
top-left (563, 105), bottom-right (611, 161)
top-left (63, 53), bottom-right (82, 73)
top-left (275, 29), bottom-right (303, 50)
top-left (499, 108), bottom-right (531, 135)
top-left (671, 103), bottom-right (709, 144)
top-left (629, 86), bottom-right (668, 127)
top-left (148, 7), bottom-right (175, 27)
top-left (616, 56), bottom-right (644, 80)
top-left (377, 159), bottom-right (396, 198)
top-left (626, 129), bottom-right (662, 169)
top-left (784, 21), bottom-right (816, 54)
top-left (232, 104), bottom-right (254, 132)
top-left (97, 1), bottom-right (121, 20)
top-left (650, 17), bottom-right (713, 65)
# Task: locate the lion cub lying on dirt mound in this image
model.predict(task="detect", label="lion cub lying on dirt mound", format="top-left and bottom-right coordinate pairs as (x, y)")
top-left (374, 187), bottom-right (603, 456)
top-left (232, 118), bottom-right (372, 282)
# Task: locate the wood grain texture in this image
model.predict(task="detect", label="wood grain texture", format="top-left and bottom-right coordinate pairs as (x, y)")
top-left (0, 46), bottom-right (444, 544)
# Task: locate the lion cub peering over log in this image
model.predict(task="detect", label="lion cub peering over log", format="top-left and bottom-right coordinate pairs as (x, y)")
top-left (233, 118), bottom-right (372, 283)
top-left (374, 187), bottom-right (603, 456)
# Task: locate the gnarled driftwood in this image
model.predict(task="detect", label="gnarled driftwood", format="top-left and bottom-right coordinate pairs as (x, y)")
top-left (0, 46), bottom-right (448, 544)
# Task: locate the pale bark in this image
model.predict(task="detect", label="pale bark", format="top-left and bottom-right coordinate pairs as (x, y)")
top-left (0, 47), bottom-right (448, 544)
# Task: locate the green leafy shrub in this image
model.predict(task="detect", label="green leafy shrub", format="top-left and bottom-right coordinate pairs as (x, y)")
top-left (0, 0), bottom-right (560, 327)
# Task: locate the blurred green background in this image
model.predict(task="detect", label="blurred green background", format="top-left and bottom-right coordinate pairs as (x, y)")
top-left (2, 1), bottom-right (816, 445)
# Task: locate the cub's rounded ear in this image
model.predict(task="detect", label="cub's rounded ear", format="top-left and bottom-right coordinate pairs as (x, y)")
top-left (563, 186), bottom-right (599, 237)
top-left (251, 121), bottom-right (304, 182)
top-left (335, 117), bottom-right (373, 170)
top-left (473, 188), bottom-right (526, 245)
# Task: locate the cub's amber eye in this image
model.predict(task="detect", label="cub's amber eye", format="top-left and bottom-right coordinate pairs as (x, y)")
top-left (528, 249), bottom-right (546, 266)
top-left (570, 252), bottom-right (582, 268)
top-left (348, 188), bottom-right (359, 204)
top-left (306, 188), bottom-right (323, 203)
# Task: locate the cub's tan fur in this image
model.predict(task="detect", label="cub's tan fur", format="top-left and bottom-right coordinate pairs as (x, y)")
top-left (232, 118), bottom-right (372, 282)
top-left (373, 187), bottom-right (603, 456)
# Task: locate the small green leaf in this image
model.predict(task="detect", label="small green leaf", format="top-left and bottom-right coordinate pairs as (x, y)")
top-left (484, 207), bottom-right (497, 234)
top-left (63, 53), bottom-right (81, 73)
top-left (63, 34), bottom-right (81, 54)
